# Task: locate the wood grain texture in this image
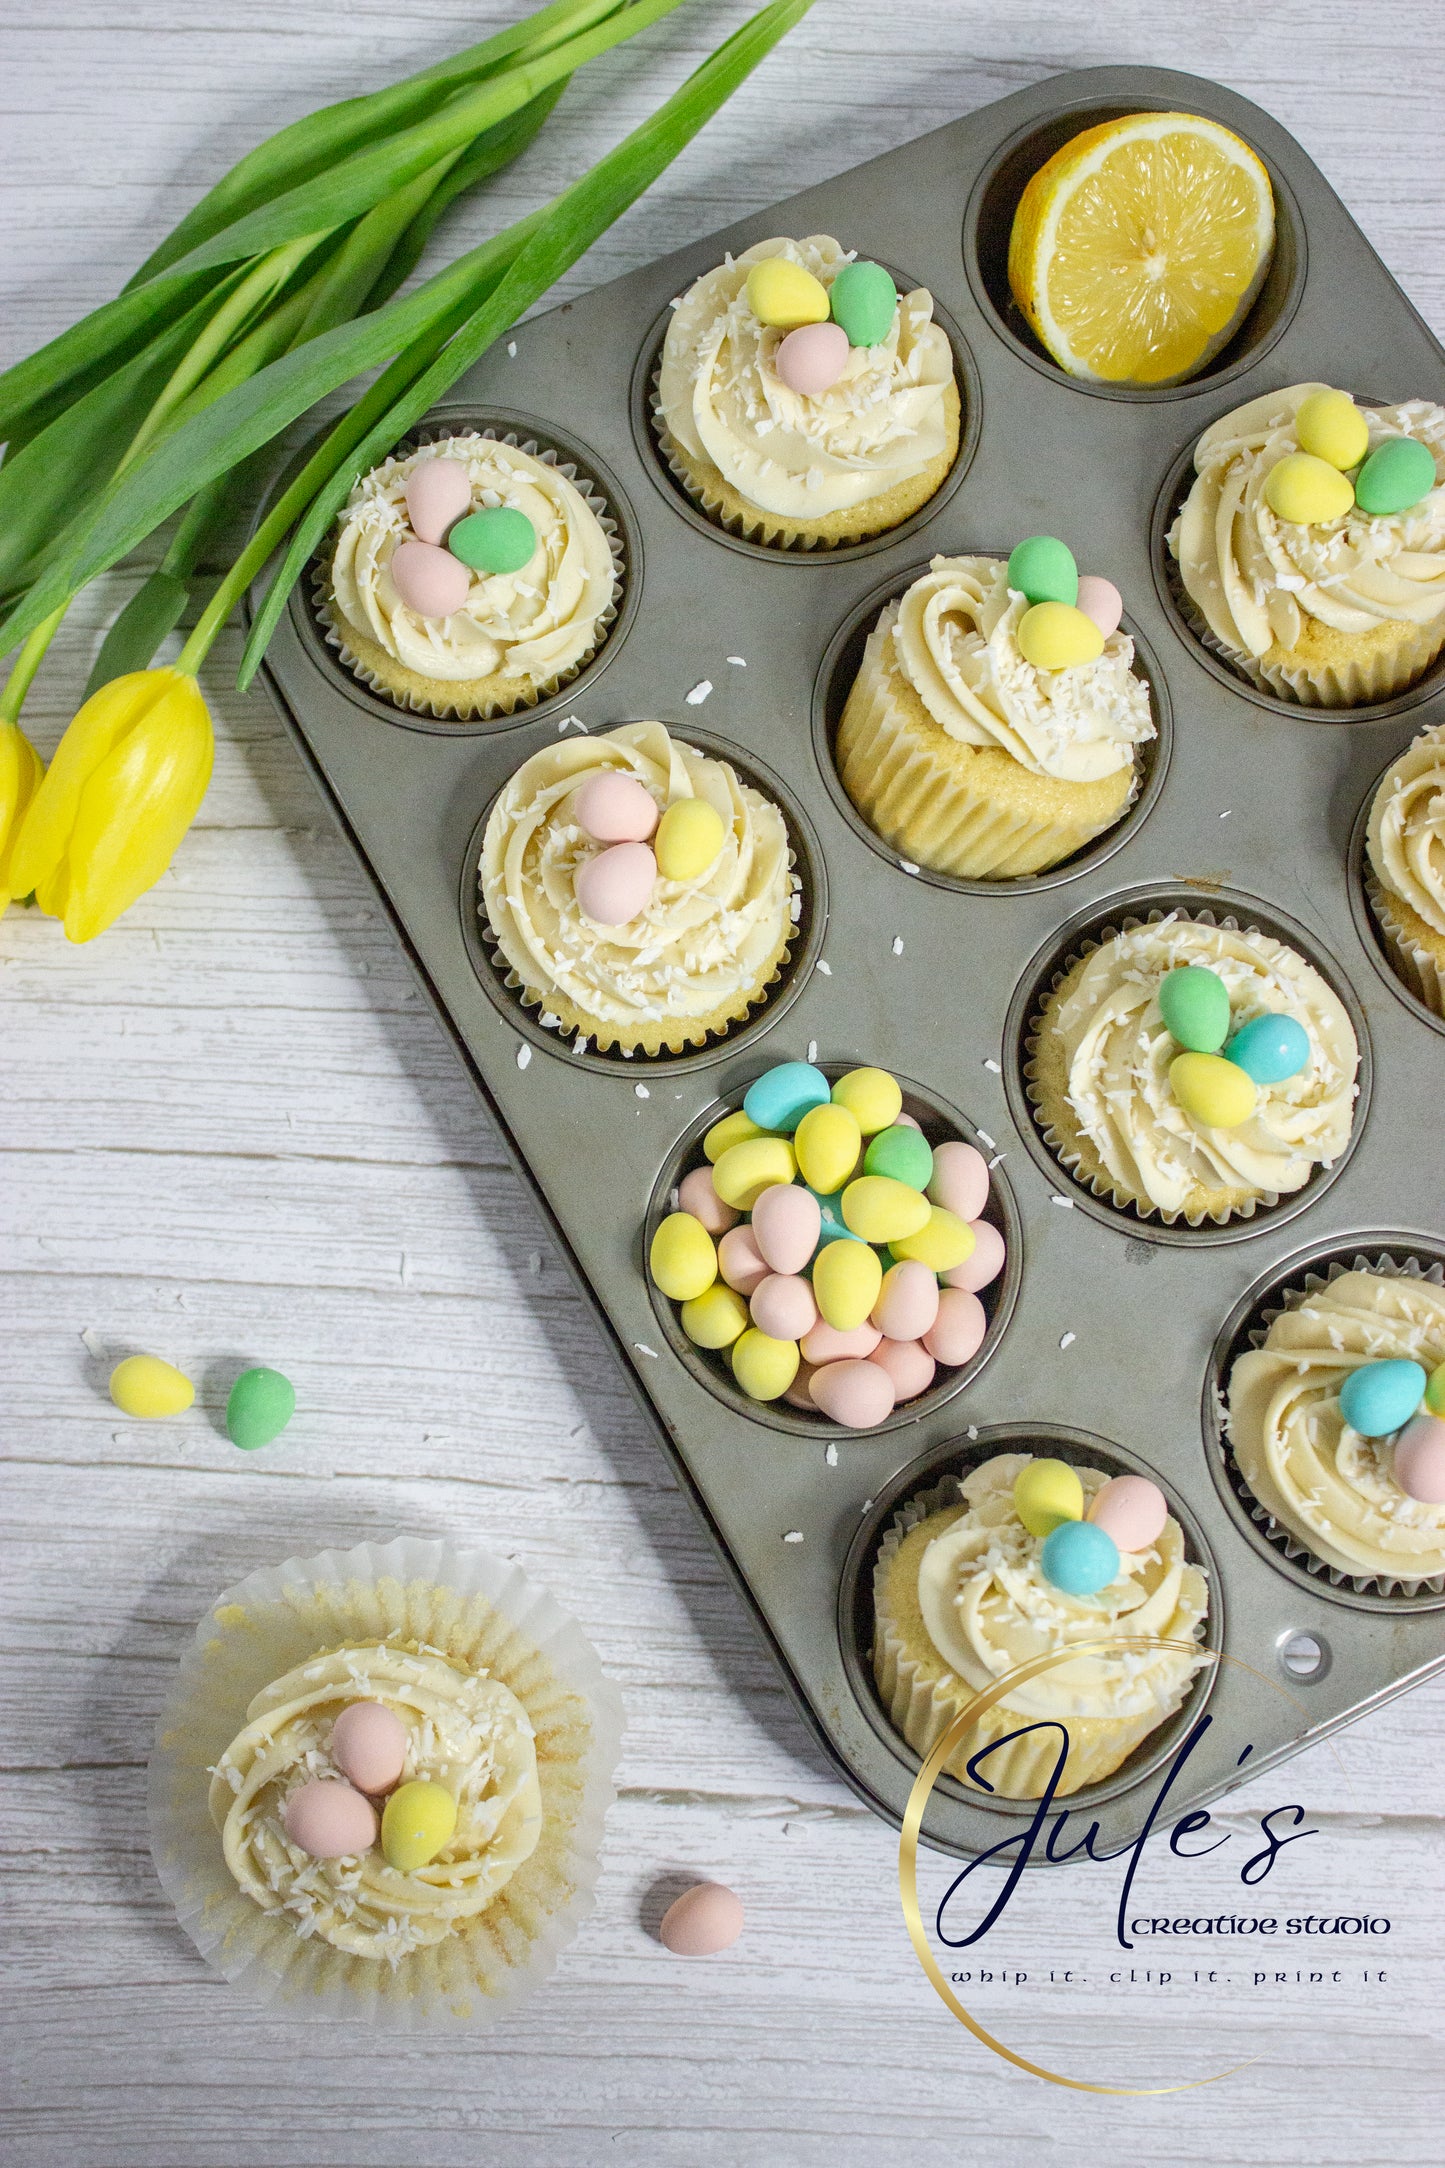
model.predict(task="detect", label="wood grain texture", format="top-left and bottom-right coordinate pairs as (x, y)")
top-left (3, 4), bottom-right (1444, 2162)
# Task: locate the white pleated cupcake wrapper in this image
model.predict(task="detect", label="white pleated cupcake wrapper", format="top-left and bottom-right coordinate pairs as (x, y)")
top-left (1364, 868), bottom-right (1445, 1020)
top-left (1216, 1250), bottom-right (1445, 1598)
top-left (148, 1536), bottom-right (624, 2030)
top-left (314, 427), bottom-right (625, 721)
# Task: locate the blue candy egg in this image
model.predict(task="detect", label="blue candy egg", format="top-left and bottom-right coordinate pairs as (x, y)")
top-left (1040, 1518), bottom-right (1121, 1597)
top-left (1338, 1359), bottom-right (1427, 1438)
top-left (742, 1061), bottom-right (831, 1134)
top-left (1224, 1012), bottom-right (1311, 1086)
top-left (807, 1188), bottom-right (865, 1248)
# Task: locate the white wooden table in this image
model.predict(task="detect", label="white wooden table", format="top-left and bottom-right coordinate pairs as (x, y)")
top-left (5, 4), bottom-right (1444, 2160)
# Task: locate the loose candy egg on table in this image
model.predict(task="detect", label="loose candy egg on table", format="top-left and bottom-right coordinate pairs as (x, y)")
top-left (403, 457), bottom-right (473, 544)
top-left (1158, 964), bottom-right (1231, 1053)
top-left (841, 1174), bottom-right (931, 1246)
top-left (226, 1365), bottom-right (296, 1451)
top-left (927, 1139), bottom-right (990, 1222)
top-left (717, 1224), bottom-right (769, 1296)
top-left (284, 1778), bottom-right (377, 1860)
top-left (1224, 1012), bottom-right (1310, 1086)
top-left (827, 259), bottom-right (898, 347)
top-left (750, 1273), bottom-right (818, 1343)
top-left (1087, 1474), bottom-right (1168, 1553)
top-left (1007, 535), bottom-right (1078, 607)
top-left (829, 1066), bottom-right (902, 1135)
top-left (891, 1206), bottom-right (975, 1274)
top-left (660, 1881), bottom-right (744, 1957)
top-left (1353, 434), bottom-right (1436, 517)
top-left (1042, 1519), bottom-right (1121, 1597)
top-left (1338, 1358), bottom-right (1427, 1439)
top-left (448, 504), bottom-right (538, 575)
top-left (868, 1336), bottom-right (936, 1400)
top-left (751, 1181), bottom-right (821, 1274)
top-left (1013, 1457), bottom-right (1084, 1538)
top-left (574, 770), bottom-right (659, 844)
top-left (574, 840), bottom-right (657, 925)
top-left (650, 1212), bottom-right (717, 1301)
top-left (110, 1353), bottom-right (194, 1419)
top-left (743, 1061), bottom-right (830, 1133)
top-left (1169, 1051), bottom-right (1259, 1130)
top-left (921, 1287), bottom-right (986, 1367)
top-left (775, 320), bottom-right (850, 395)
top-left (942, 1218), bottom-right (1006, 1293)
top-left (712, 1135), bottom-right (797, 1211)
top-left (810, 1357), bottom-right (896, 1429)
top-left (871, 1259), bottom-right (940, 1343)
top-left (812, 1238), bottom-right (884, 1333)
top-left (863, 1122), bottom-right (933, 1190)
top-left (1074, 574), bottom-right (1123, 638)
top-left (681, 1283), bottom-right (750, 1350)
top-left (331, 1701), bottom-right (408, 1795)
top-left (794, 1102), bottom-right (862, 1193)
top-left (1262, 452), bottom-right (1355, 526)
top-left (745, 257), bottom-right (830, 328)
top-left (677, 1164), bottom-right (738, 1236)
top-left (1018, 600), bottom-right (1104, 671)
top-left (731, 1327), bottom-right (800, 1402)
top-left (389, 537), bottom-right (471, 617)
top-left (1393, 1413), bottom-right (1445, 1504)
top-left (656, 797), bottom-right (726, 882)
top-left (381, 1779), bottom-right (458, 1871)
top-left (1294, 389), bottom-right (1370, 472)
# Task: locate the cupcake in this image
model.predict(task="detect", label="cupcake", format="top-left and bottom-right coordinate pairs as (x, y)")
top-left (1365, 722), bottom-right (1445, 1017)
top-left (1028, 914), bottom-right (1359, 1226)
top-left (1169, 383), bottom-right (1445, 706)
top-left (835, 542), bottom-right (1155, 878)
top-left (872, 1453), bottom-right (1209, 1798)
top-left (321, 431), bottom-right (621, 719)
top-left (1228, 1268), bottom-right (1445, 1587)
top-left (479, 721), bottom-right (797, 1056)
top-left (654, 236), bottom-right (959, 548)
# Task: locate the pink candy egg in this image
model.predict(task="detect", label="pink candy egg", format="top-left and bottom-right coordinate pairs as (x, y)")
top-left (1075, 574), bottom-right (1124, 638)
top-left (942, 1219), bottom-right (1006, 1294)
top-left (389, 537), bottom-right (471, 618)
top-left (871, 1258), bottom-right (940, 1343)
top-left (775, 320), bottom-right (850, 396)
top-left (800, 1318), bottom-right (881, 1365)
top-left (927, 1140), bottom-right (990, 1222)
top-left (751, 1182), bottom-right (821, 1275)
top-left (1394, 1413), bottom-right (1445, 1504)
top-left (678, 1164), bottom-right (738, 1235)
top-left (923, 1287), bottom-right (987, 1366)
top-left (403, 457), bottom-right (473, 544)
top-left (331, 1701), bottom-right (408, 1795)
top-left (783, 1357), bottom-right (819, 1411)
top-left (282, 1778), bottom-right (377, 1860)
top-left (868, 1336), bottom-right (936, 1402)
top-left (660, 1881), bottom-right (744, 1956)
top-left (810, 1357), bottom-right (897, 1429)
top-left (574, 770), bottom-right (659, 845)
top-left (750, 1272), bottom-right (818, 1341)
top-left (894, 1112), bottom-right (922, 1131)
top-left (718, 1224), bottom-right (769, 1296)
top-left (1086, 1474), bottom-right (1168, 1553)
top-left (574, 841), bottom-right (656, 924)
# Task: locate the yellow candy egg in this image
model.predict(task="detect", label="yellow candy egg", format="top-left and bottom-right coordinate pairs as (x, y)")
top-left (650, 1211), bottom-right (718, 1301)
top-left (1294, 389), bottom-right (1369, 472)
top-left (1169, 1051), bottom-right (1259, 1130)
top-left (711, 1135), bottom-right (797, 1211)
top-left (1426, 1361), bottom-right (1445, 1418)
top-left (109, 1354), bottom-right (194, 1419)
top-left (731, 1327), bottom-right (801, 1401)
top-left (1017, 601), bottom-right (1105, 671)
top-left (704, 1109), bottom-right (763, 1163)
top-left (381, 1778), bottom-right (457, 1871)
top-left (745, 257), bottom-right (830, 329)
top-left (794, 1101), bottom-right (863, 1193)
top-left (841, 1175), bottom-right (931, 1246)
top-left (656, 797), bottom-right (726, 882)
top-left (830, 1066), bottom-right (903, 1135)
top-left (681, 1283), bottom-right (750, 1349)
top-left (812, 1239), bottom-right (884, 1332)
top-left (890, 1206), bottom-right (976, 1274)
top-left (1013, 1458), bottom-right (1085, 1538)
top-left (1263, 452), bottom-right (1355, 526)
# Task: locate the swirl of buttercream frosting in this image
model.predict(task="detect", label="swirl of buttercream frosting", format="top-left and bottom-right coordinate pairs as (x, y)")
top-left (1367, 723), bottom-right (1445, 940)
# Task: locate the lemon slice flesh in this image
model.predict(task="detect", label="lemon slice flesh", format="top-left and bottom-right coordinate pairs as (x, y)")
top-left (1008, 112), bottom-right (1276, 386)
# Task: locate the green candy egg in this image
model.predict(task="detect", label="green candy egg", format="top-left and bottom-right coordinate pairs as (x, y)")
top-left (1353, 435), bottom-right (1436, 518)
top-left (862, 1122), bottom-right (934, 1191)
top-left (448, 505), bottom-right (537, 575)
top-left (226, 1365), bottom-right (296, 1451)
top-left (828, 260), bottom-right (898, 347)
top-left (1158, 965), bottom-right (1230, 1053)
top-left (1006, 535), bottom-right (1078, 607)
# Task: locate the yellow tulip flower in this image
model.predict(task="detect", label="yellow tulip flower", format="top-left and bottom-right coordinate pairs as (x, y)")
top-left (0, 718), bottom-right (44, 916)
top-left (8, 667), bottom-right (213, 943)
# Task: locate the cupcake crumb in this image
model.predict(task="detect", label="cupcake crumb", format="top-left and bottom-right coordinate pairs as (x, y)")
top-left (634, 1343), bottom-right (659, 1359)
top-left (984, 1058), bottom-right (1001, 1074)
top-left (727, 655), bottom-right (747, 667)
top-left (825, 1443), bottom-right (838, 1467)
top-left (783, 1530), bottom-right (804, 1544)
top-left (1051, 1193), bottom-right (1075, 1209)
top-left (686, 679), bottom-right (713, 705)
top-left (635, 1084), bottom-right (650, 1100)
top-left (1060, 1332), bottom-right (1076, 1351)
top-left (891, 936), bottom-right (904, 956)
top-left (516, 1044), bottom-right (532, 1071)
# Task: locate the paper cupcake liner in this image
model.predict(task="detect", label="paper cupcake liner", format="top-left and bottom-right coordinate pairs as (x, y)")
top-left (1364, 869), bottom-right (1445, 1020)
top-left (148, 1536), bottom-right (624, 2030)
top-left (315, 428), bottom-right (626, 722)
top-left (1216, 1250), bottom-right (1445, 1599)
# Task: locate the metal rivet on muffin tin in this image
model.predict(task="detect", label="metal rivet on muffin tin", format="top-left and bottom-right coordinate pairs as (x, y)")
top-left (1346, 744), bottom-right (1445, 1041)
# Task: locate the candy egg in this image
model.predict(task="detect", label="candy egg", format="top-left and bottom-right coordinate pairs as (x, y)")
top-left (1294, 389), bottom-right (1369, 472)
top-left (1353, 434), bottom-right (1437, 517)
top-left (743, 1061), bottom-right (831, 1134)
top-left (656, 797), bottom-right (726, 882)
top-left (403, 456), bottom-right (472, 544)
top-left (1393, 1413), bottom-right (1445, 1504)
top-left (891, 1206), bottom-right (975, 1274)
top-left (448, 505), bottom-right (537, 575)
top-left (867, 1336), bottom-right (936, 1401)
top-left (809, 1357), bottom-right (897, 1429)
top-left (871, 1259), bottom-right (940, 1342)
top-left (921, 1286), bottom-right (986, 1366)
top-left (927, 1139), bottom-right (990, 1221)
top-left (810, 1192), bottom-right (867, 1250)
top-left (1426, 1360), bottom-right (1445, 1418)
top-left (704, 1109), bottom-right (764, 1163)
top-left (745, 257), bottom-right (829, 329)
top-left (1338, 1358), bottom-right (1426, 1438)
top-left (783, 1358), bottom-right (820, 1411)
top-left (574, 770), bottom-right (659, 844)
top-left (284, 1778), bottom-right (377, 1860)
top-left (794, 1102), bottom-right (863, 1193)
top-left (942, 1219), bottom-right (1006, 1293)
top-left (226, 1365), bottom-right (295, 1451)
top-left (827, 260), bottom-right (898, 347)
top-left (1007, 535), bottom-right (1078, 607)
top-left (775, 320), bottom-right (850, 394)
top-left (894, 1113), bottom-right (923, 1130)
top-left (681, 1282), bottom-right (750, 1350)
top-left (331, 1701), bottom-right (408, 1795)
top-left (109, 1353), bottom-right (194, 1419)
top-left (1041, 1519), bottom-right (1120, 1597)
top-left (678, 1164), bottom-right (738, 1235)
top-left (812, 1239), bottom-right (883, 1332)
top-left (800, 1318), bottom-right (882, 1365)
top-left (1158, 964), bottom-right (1231, 1053)
top-left (750, 1272), bottom-right (818, 1342)
top-left (830, 1066), bottom-right (902, 1135)
top-left (660, 1881), bottom-right (744, 1956)
top-left (389, 538), bottom-right (471, 617)
top-left (1018, 600), bottom-right (1105, 671)
top-left (863, 1123), bottom-right (933, 1191)
top-left (717, 1224), bottom-right (770, 1296)
top-left (1074, 574), bottom-right (1123, 637)
top-left (1263, 452), bottom-right (1355, 526)
top-left (649, 1212), bottom-right (717, 1301)
top-left (751, 1181), bottom-right (821, 1274)
top-left (381, 1778), bottom-right (457, 1871)
top-left (730, 1327), bottom-right (800, 1402)
top-left (1224, 1012), bottom-right (1310, 1085)
top-left (1087, 1475), bottom-right (1168, 1554)
top-left (574, 841), bottom-right (657, 924)
top-left (1169, 1051), bottom-right (1259, 1129)
top-left (711, 1135), bottom-right (797, 1211)
top-left (1013, 1457), bottom-right (1084, 1538)
top-left (841, 1175), bottom-right (931, 1245)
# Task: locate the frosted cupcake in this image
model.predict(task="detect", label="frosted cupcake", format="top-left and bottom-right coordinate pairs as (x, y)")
top-left (654, 236), bottom-right (959, 548)
top-left (835, 543), bottom-right (1155, 878)
top-left (873, 1453), bottom-right (1209, 1798)
top-left (321, 432), bottom-right (621, 718)
top-left (1028, 915), bottom-right (1359, 1225)
top-left (1365, 722), bottom-right (1445, 1017)
top-left (479, 721), bottom-right (797, 1056)
top-left (1169, 383), bottom-right (1445, 706)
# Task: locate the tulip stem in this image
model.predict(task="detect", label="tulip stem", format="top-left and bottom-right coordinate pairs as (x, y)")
top-left (0, 606), bottom-right (67, 724)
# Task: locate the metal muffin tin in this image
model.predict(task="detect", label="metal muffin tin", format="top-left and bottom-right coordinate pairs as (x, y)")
top-left (253, 65), bottom-right (1445, 1858)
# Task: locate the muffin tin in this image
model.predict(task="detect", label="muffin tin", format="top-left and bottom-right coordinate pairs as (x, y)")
top-left (252, 64), bottom-right (1445, 1858)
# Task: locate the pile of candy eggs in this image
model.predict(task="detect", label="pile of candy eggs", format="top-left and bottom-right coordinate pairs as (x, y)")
top-left (569, 768), bottom-right (727, 926)
top-left (746, 257), bottom-right (902, 398)
top-left (1005, 536), bottom-right (1125, 672)
top-left (648, 1060), bottom-right (1008, 1430)
top-left (1337, 1354), bottom-right (1445, 1504)
top-left (387, 454), bottom-right (540, 619)
top-left (278, 1699), bottom-right (461, 1872)
top-left (1013, 1459), bottom-right (1171, 1598)
top-left (1155, 963), bottom-right (1311, 1130)
top-left (1262, 390), bottom-right (1439, 526)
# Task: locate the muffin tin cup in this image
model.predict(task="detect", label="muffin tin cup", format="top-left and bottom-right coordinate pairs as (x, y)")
top-left (1202, 1238), bottom-right (1445, 1610)
top-left (1347, 744), bottom-right (1445, 1038)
